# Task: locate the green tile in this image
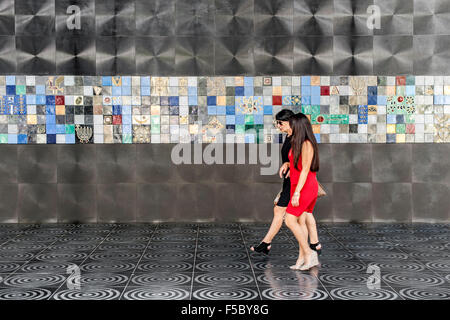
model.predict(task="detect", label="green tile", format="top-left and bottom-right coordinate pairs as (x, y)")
top-left (151, 115), bottom-right (160, 125)
top-left (405, 115), bottom-right (415, 123)
top-left (406, 75), bottom-right (415, 85)
top-left (377, 76), bottom-right (387, 86)
top-left (396, 86), bottom-right (406, 96)
top-left (0, 134), bottom-right (7, 143)
top-left (311, 105), bottom-right (320, 114)
top-left (328, 114), bottom-right (349, 124)
top-left (65, 124), bottom-right (74, 134)
top-left (245, 114), bottom-right (254, 124)
top-left (151, 124), bottom-right (160, 134)
top-left (302, 105), bottom-right (312, 114)
top-left (396, 124), bottom-right (406, 134)
top-left (122, 134), bottom-right (132, 143)
top-left (235, 124), bottom-right (245, 134)
top-left (16, 85), bottom-right (26, 95)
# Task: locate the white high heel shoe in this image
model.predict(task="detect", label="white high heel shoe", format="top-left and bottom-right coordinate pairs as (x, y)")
top-left (299, 251), bottom-right (319, 271)
top-left (289, 257), bottom-right (305, 270)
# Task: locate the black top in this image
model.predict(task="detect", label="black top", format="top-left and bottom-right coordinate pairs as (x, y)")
top-left (281, 135), bottom-right (292, 179)
top-left (281, 134), bottom-right (292, 164)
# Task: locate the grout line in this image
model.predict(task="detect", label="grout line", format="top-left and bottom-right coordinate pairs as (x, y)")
top-left (323, 225), bottom-right (406, 300)
top-left (282, 225), bottom-right (334, 300)
top-left (0, 224), bottom-right (38, 247)
top-left (47, 224), bottom-right (118, 300)
top-left (239, 223), bottom-right (262, 301)
top-left (1, 224), bottom-right (77, 285)
top-left (118, 223), bottom-right (159, 300)
top-left (189, 224), bottom-right (200, 301)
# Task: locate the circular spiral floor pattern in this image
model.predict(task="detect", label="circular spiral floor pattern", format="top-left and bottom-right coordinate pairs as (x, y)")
top-left (0, 222), bottom-right (448, 300)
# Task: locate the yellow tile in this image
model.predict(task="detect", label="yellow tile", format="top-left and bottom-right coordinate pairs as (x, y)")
top-left (312, 124), bottom-right (320, 133)
top-left (310, 76), bottom-right (320, 86)
top-left (151, 105), bottom-right (160, 115)
top-left (444, 86), bottom-right (450, 95)
top-left (27, 115), bottom-right (37, 124)
top-left (386, 86), bottom-right (396, 95)
top-left (387, 124), bottom-right (396, 134)
top-left (396, 134), bottom-right (405, 143)
top-left (234, 77), bottom-right (244, 86)
top-left (56, 105), bottom-right (65, 115)
top-left (368, 105), bottom-right (377, 114)
top-left (217, 96), bottom-right (226, 106)
top-left (272, 86), bottom-right (282, 95)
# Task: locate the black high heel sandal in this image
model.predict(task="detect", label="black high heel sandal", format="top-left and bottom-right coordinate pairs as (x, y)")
top-left (310, 242), bottom-right (322, 256)
top-left (250, 242), bottom-right (271, 255)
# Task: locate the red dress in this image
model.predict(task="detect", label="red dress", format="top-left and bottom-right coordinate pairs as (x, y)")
top-left (286, 148), bottom-right (319, 217)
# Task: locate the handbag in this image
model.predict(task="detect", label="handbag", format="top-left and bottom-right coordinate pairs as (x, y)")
top-left (274, 188), bottom-right (282, 205)
top-left (317, 181), bottom-right (327, 198)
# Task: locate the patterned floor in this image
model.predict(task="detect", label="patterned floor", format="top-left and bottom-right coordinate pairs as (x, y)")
top-left (0, 222), bottom-right (448, 300)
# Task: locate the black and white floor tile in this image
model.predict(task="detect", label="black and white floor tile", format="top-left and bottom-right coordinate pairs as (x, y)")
top-left (0, 223), bottom-right (448, 300)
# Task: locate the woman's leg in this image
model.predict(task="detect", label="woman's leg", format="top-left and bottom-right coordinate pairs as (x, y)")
top-left (261, 206), bottom-right (286, 246)
top-left (305, 212), bottom-right (321, 250)
top-left (285, 214), bottom-right (312, 264)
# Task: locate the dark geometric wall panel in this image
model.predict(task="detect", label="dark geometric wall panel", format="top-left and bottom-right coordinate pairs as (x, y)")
top-left (1, 0), bottom-right (450, 75)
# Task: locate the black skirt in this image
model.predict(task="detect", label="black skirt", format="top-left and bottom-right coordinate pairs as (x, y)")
top-left (277, 177), bottom-right (291, 207)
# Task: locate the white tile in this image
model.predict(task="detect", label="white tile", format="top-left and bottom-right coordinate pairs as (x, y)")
top-left (349, 114), bottom-right (358, 124)
top-left (151, 135), bottom-right (161, 143)
top-left (56, 134), bottom-right (65, 144)
top-left (425, 133), bottom-right (434, 142)
top-left (272, 77), bottom-right (281, 86)
top-left (94, 134), bottom-right (104, 144)
top-left (415, 76), bottom-right (424, 85)
top-left (37, 134), bottom-right (46, 144)
top-left (425, 76), bottom-right (434, 85)
top-left (358, 124), bottom-right (367, 133)
top-left (292, 76), bottom-right (301, 86)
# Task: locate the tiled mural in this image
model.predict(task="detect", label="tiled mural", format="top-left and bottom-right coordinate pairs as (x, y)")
top-left (0, 75), bottom-right (449, 144)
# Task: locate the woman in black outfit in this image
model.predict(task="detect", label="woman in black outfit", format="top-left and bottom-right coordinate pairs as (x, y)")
top-left (250, 110), bottom-right (322, 259)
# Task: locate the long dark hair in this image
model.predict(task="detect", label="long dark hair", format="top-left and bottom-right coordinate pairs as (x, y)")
top-left (289, 113), bottom-right (319, 172)
top-left (275, 109), bottom-right (294, 121)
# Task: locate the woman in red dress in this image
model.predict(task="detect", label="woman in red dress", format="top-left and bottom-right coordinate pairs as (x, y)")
top-left (285, 113), bottom-right (320, 270)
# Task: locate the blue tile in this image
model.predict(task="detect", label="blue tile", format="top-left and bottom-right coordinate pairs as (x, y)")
top-left (46, 96), bottom-right (55, 105)
top-left (6, 76), bottom-right (15, 85)
top-left (235, 114), bottom-right (245, 125)
top-left (301, 96), bottom-right (311, 105)
top-left (368, 86), bottom-right (377, 96)
top-left (122, 105), bottom-right (131, 114)
top-left (386, 134), bottom-right (396, 144)
top-left (65, 134), bottom-right (75, 144)
top-left (226, 115), bottom-right (235, 124)
top-left (169, 96), bottom-right (179, 106)
top-left (113, 105), bottom-right (122, 115)
top-left (46, 105), bottom-right (55, 115)
top-left (244, 87), bottom-right (253, 96)
top-left (46, 123), bottom-right (56, 133)
top-left (36, 85), bottom-right (45, 95)
top-left (141, 87), bottom-right (150, 96)
top-left (311, 95), bottom-right (320, 105)
top-left (434, 95), bottom-right (444, 104)
top-left (102, 77), bottom-right (112, 86)
top-left (302, 86), bottom-right (311, 96)
top-left (245, 134), bottom-right (255, 143)
top-left (445, 96), bottom-right (450, 104)
top-left (311, 86), bottom-right (321, 96)
top-left (264, 105), bottom-right (273, 115)
top-left (235, 86), bottom-right (244, 96)
top-left (189, 96), bottom-right (197, 106)
top-left (396, 115), bottom-right (404, 124)
top-left (254, 114), bottom-right (264, 124)
top-left (405, 86), bottom-right (415, 96)
top-left (207, 96), bottom-right (216, 106)
top-left (26, 95), bottom-right (36, 104)
top-left (112, 87), bottom-right (121, 96)
top-left (122, 76), bottom-right (131, 86)
top-left (18, 134), bottom-right (27, 144)
top-left (387, 114), bottom-right (397, 124)
top-left (188, 87), bottom-right (197, 95)
top-left (6, 86), bottom-right (15, 95)
top-left (244, 77), bottom-right (253, 86)
top-left (8, 134), bottom-right (17, 144)
top-left (217, 105), bottom-right (226, 115)
top-left (141, 77), bottom-right (150, 87)
top-left (207, 105), bottom-right (217, 115)
top-left (301, 76), bottom-right (311, 85)
top-left (121, 86), bottom-right (131, 96)
top-left (314, 133), bottom-right (321, 143)
top-left (122, 114), bottom-right (132, 124)
top-left (377, 95), bottom-right (387, 105)
top-left (123, 124), bottom-right (132, 134)
top-left (56, 125), bottom-right (65, 134)
top-left (368, 95), bottom-right (377, 105)
top-left (226, 106), bottom-right (235, 115)
top-left (47, 134), bottom-right (56, 144)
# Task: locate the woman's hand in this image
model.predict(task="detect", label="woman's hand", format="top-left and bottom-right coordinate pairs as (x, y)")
top-left (291, 192), bottom-right (300, 207)
top-left (279, 162), bottom-right (290, 178)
